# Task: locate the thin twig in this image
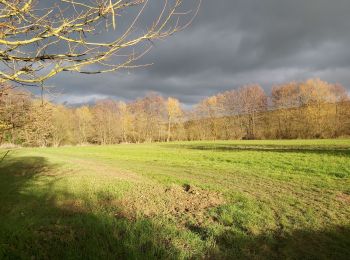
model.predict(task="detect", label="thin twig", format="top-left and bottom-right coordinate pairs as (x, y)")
top-left (0, 150), bottom-right (10, 163)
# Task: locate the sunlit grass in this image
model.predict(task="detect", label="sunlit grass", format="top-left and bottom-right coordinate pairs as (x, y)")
top-left (1, 139), bottom-right (349, 259)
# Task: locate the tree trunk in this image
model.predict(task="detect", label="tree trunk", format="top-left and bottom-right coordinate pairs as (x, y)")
top-left (167, 118), bottom-right (171, 142)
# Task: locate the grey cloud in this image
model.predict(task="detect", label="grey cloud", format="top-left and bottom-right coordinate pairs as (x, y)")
top-left (47, 0), bottom-right (350, 105)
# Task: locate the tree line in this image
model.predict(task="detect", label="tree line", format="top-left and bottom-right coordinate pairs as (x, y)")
top-left (0, 78), bottom-right (349, 147)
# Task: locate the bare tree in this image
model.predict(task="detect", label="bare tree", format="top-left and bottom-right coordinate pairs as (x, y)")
top-left (75, 105), bottom-right (93, 144)
top-left (166, 97), bottom-right (182, 142)
top-left (236, 85), bottom-right (267, 139)
top-left (2, 79), bottom-right (349, 146)
top-left (271, 82), bottom-right (301, 138)
top-left (0, 84), bottom-right (32, 141)
top-left (0, 0), bottom-right (201, 85)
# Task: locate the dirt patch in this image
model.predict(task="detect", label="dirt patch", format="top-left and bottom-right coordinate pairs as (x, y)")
top-left (336, 193), bottom-right (350, 203)
top-left (57, 199), bottom-right (87, 214)
top-left (35, 224), bottom-right (77, 243)
top-left (114, 184), bottom-right (224, 225)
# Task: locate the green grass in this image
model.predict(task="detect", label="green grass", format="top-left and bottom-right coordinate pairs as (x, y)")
top-left (1, 140), bottom-right (350, 259)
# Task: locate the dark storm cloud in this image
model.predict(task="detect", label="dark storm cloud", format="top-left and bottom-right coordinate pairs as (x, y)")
top-left (48, 0), bottom-right (350, 105)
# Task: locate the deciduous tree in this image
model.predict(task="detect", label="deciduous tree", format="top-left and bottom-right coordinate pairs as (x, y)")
top-left (0, 0), bottom-right (201, 85)
top-left (166, 97), bottom-right (182, 142)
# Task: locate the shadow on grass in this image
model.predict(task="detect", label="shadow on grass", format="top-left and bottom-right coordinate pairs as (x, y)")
top-left (0, 156), bottom-right (349, 259)
top-left (167, 144), bottom-right (350, 156)
top-left (205, 225), bottom-right (350, 259)
top-left (0, 156), bottom-right (182, 259)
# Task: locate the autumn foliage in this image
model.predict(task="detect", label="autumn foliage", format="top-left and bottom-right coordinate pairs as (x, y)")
top-left (0, 79), bottom-right (349, 146)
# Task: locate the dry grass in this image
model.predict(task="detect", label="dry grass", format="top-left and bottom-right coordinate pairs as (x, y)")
top-left (115, 184), bottom-right (224, 224)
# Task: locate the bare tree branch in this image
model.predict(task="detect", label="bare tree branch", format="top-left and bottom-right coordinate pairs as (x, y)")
top-left (0, 0), bottom-right (201, 85)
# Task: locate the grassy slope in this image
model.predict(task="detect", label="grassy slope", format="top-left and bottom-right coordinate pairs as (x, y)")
top-left (0, 140), bottom-right (349, 259)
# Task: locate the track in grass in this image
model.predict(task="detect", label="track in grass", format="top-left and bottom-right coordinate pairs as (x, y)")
top-left (1, 140), bottom-right (350, 259)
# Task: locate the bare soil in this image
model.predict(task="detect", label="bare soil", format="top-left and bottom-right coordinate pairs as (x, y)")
top-left (114, 184), bottom-right (224, 225)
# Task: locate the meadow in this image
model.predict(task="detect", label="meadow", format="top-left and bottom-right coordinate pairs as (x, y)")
top-left (0, 140), bottom-right (349, 259)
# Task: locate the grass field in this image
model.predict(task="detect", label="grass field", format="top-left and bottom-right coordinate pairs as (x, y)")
top-left (1, 140), bottom-right (350, 259)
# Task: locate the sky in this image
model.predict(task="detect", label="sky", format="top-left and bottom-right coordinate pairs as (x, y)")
top-left (47, 0), bottom-right (350, 105)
